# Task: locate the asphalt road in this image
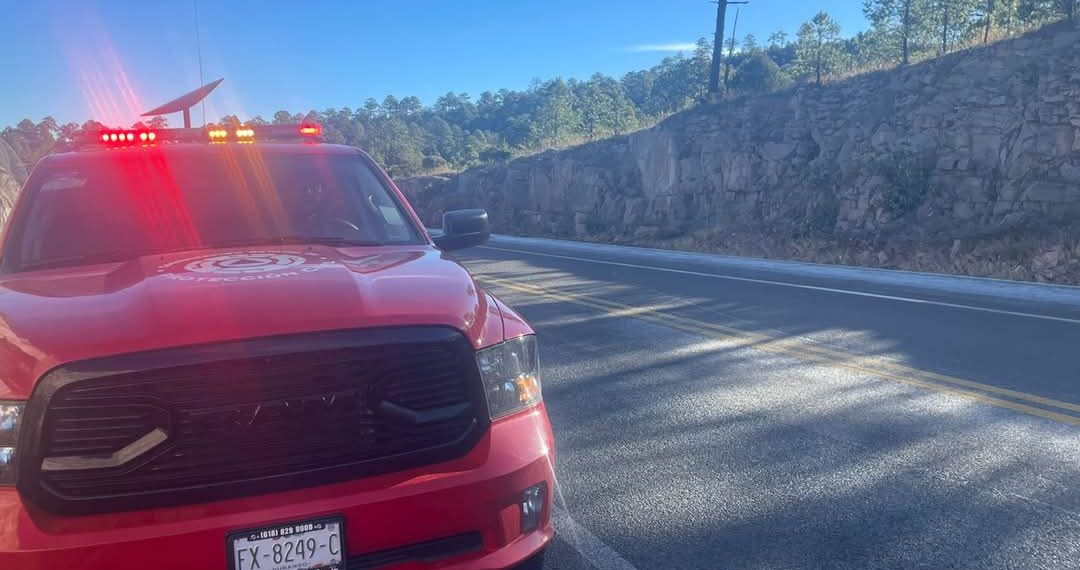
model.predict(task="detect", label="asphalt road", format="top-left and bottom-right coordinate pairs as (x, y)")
top-left (454, 236), bottom-right (1080, 570)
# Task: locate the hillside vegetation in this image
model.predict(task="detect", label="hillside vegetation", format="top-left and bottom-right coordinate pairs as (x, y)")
top-left (3, 1), bottom-right (1075, 178)
top-left (0, 139), bottom-right (26, 226)
top-left (399, 18), bottom-right (1080, 284)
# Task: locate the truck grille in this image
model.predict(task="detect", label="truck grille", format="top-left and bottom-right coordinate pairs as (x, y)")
top-left (19, 327), bottom-right (487, 514)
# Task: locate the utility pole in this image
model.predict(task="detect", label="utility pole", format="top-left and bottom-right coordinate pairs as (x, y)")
top-left (707, 0), bottom-right (749, 96)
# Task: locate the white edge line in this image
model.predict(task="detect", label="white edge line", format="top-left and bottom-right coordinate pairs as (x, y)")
top-left (478, 246), bottom-right (1080, 325)
top-left (552, 506), bottom-right (642, 570)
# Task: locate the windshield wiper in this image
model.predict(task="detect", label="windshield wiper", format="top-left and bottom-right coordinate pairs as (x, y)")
top-left (276, 236), bottom-right (385, 247)
top-left (198, 236), bottom-right (385, 249)
top-left (17, 236), bottom-right (385, 272)
top-left (18, 249), bottom-right (166, 272)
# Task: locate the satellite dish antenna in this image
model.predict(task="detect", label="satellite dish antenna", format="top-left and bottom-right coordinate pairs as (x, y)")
top-left (141, 78), bottom-right (224, 129)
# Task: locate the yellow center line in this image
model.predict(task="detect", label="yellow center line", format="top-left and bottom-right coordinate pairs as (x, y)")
top-left (480, 275), bottom-right (1080, 427)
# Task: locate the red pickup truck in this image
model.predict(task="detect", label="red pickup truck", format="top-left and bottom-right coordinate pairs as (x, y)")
top-left (0, 125), bottom-right (554, 570)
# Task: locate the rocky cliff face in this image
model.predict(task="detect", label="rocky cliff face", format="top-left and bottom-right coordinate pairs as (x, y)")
top-left (0, 138), bottom-right (27, 228)
top-left (399, 21), bottom-right (1080, 283)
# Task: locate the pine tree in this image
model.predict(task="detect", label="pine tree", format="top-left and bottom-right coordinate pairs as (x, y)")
top-left (794, 12), bottom-right (845, 85)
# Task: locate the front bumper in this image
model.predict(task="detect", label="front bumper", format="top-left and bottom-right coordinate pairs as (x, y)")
top-left (0, 405), bottom-right (555, 570)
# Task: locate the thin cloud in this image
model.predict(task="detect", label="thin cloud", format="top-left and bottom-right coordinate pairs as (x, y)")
top-left (626, 42), bottom-right (699, 53)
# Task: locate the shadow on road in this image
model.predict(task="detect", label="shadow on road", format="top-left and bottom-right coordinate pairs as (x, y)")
top-left (459, 254), bottom-right (1080, 570)
top-left (464, 251), bottom-right (1080, 404)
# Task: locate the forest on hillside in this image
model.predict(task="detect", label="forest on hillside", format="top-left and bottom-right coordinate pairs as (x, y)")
top-left (2, 0), bottom-right (1075, 178)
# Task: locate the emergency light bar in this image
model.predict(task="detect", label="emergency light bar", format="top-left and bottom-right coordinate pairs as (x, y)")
top-left (84, 123), bottom-right (323, 149)
top-left (97, 129), bottom-right (160, 145)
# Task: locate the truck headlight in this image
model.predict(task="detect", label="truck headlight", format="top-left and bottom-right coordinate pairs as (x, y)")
top-left (0, 402), bottom-right (23, 485)
top-left (476, 335), bottom-right (541, 419)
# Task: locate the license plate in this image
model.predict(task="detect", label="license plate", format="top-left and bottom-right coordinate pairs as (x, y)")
top-left (228, 516), bottom-right (346, 570)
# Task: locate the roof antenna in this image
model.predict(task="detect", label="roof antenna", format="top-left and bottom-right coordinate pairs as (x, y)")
top-left (193, 0), bottom-right (206, 126)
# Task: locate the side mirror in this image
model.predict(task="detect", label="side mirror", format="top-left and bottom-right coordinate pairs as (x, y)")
top-left (433, 209), bottom-right (491, 251)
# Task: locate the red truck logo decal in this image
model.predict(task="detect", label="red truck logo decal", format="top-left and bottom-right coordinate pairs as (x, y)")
top-left (157, 251), bottom-right (332, 282)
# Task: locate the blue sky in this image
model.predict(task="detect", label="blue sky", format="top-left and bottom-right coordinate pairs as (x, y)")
top-left (2, 1), bottom-right (867, 128)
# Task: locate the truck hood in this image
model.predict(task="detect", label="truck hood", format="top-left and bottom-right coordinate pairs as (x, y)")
top-left (0, 245), bottom-right (506, 398)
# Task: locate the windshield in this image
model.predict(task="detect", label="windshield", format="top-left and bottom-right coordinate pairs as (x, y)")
top-left (2, 150), bottom-right (420, 272)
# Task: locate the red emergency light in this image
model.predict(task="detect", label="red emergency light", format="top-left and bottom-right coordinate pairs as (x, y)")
top-left (99, 130), bottom-right (157, 146)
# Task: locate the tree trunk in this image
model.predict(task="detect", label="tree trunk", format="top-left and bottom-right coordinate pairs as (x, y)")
top-left (942, 6), bottom-right (950, 54)
top-left (984, 0), bottom-right (994, 43)
top-left (902, 0), bottom-right (911, 65)
top-left (815, 39), bottom-right (823, 85)
top-left (723, 7), bottom-right (741, 92)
